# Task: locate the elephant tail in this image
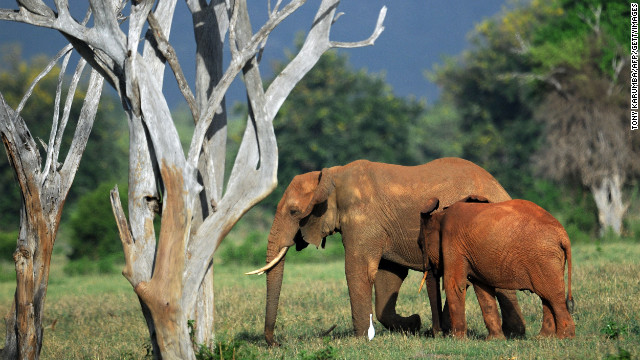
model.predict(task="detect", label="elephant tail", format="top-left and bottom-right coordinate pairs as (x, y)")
top-left (562, 234), bottom-right (575, 314)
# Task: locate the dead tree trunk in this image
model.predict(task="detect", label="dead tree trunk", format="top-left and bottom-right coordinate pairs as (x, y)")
top-left (591, 172), bottom-right (629, 236)
top-left (0, 47), bottom-right (104, 359)
top-left (2, 1), bottom-right (386, 357)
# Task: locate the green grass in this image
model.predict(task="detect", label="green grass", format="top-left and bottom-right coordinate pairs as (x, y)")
top-left (0, 241), bottom-right (638, 359)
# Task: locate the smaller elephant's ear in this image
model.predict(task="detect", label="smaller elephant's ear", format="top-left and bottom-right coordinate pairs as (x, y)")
top-left (300, 168), bottom-right (335, 218)
top-left (420, 197), bottom-right (439, 216)
top-left (459, 194), bottom-right (490, 203)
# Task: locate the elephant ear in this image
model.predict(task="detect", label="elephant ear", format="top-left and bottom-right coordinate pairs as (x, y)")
top-left (300, 168), bottom-right (335, 218)
top-left (420, 197), bottom-right (440, 217)
top-left (298, 168), bottom-right (337, 248)
top-left (458, 194), bottom-right (490, 203)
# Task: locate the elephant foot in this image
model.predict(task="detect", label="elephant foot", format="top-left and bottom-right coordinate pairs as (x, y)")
top-left (502, 321), bottom-right (526, 339)
top-left (486, 332), bottom-right (506, 341)
top-left (378, 313), bottom-right (421, 334)
top-left (265, 330), bottom-right (280, 347)
top-left (495, 290), bottom-right (526, 338)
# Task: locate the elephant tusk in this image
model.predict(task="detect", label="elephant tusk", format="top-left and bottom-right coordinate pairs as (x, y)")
top-left (418, 271), bottom-right (428, 293)
top-left (245, 247), bottom-right (289, 275)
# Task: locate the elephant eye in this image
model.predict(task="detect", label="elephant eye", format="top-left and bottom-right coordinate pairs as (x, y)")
top-left (290, 208), bottom-right (301, 216)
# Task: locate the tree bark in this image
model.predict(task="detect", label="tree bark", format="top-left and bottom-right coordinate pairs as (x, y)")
top-left (0, 62), bottom-right (103, 359)
top-left (591, 172), bottom-right (629, 236)
top-left (1, 1), bottom-right (386, 358)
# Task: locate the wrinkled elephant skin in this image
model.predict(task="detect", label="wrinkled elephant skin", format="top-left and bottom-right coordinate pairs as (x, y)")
top-left (420, 197), bottom-right (575, 339)
top-left (260, 158), bottom-right (526, 345)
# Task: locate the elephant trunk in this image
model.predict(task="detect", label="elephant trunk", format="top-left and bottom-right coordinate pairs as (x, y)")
top-left (264, 234), bottom-right (290, 346)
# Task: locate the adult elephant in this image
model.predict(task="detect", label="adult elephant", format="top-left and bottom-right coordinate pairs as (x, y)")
top-left (247, 158), bottom-right (526, 345)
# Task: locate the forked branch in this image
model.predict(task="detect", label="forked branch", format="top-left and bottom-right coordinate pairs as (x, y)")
top-left (187, 0), bottom-right (306, 168)
top-left (331, 6), bottom-right (386, 48)
top-left (147, 12), bottom-right (198, 120)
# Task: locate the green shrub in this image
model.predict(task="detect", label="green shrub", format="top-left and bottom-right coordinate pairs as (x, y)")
top-left (605, 347), bottom-right (632, 360)
top-left (67, 182), bottom-right (127, 261)
top-left (523, 179), bottom-right (598, 243)
top-left (218, 231), bottom-right (268, 266)
top-left (0, 231), bottom-right (17, 262)
top-left (217, 230), bottom-right (345, 266)
top-left (63, 254), bottom-right (122, 276)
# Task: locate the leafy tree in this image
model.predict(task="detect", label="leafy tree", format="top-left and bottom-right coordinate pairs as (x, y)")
top-left (67, 182), bottom-right (127, 261)
top-left (431, 0), bottom-right (639, 236)
top-left (429, 2), bottom-right (551, 197)
top-left (527, 0), bottom-right (639, 235)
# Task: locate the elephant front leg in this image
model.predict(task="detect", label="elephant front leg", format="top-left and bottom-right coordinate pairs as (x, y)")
top-left (344, 251), bottom-right (379, 337)
top-left (472, 282), bottom-right (505, 340)
top-left (495, 288), bottom-right (526, 338)
top-left (425, 270), bottom-right (444, 335)
top-left (374, 260), bottom-right (421, 333)
top-left (443, 261), bottom-right (468, 338)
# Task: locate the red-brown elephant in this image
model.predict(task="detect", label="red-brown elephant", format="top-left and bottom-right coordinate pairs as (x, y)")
top-left (247, 158), bottom-right (526, 345)
top-left (420, 196), bottom-right (575, 339)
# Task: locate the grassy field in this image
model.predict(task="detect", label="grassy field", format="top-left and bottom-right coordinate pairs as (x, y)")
top-left (0, 240), bottom-right (638, 359)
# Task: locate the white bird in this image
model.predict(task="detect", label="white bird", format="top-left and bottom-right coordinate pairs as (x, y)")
top-left (368, 313), bottom-right (375, 341)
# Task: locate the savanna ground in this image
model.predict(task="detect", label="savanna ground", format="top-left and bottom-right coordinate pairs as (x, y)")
top-left (0, 241), bottom-right (638, 359)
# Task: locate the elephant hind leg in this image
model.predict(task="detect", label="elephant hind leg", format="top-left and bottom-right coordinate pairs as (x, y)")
top-left (545, 295), bottom-right (575, 339)
top-left (495, 288), bottom-right (526, 338)
top-left (374, 260), bottom-right (421, 333)
top-left (539, 299), bottom-right (556, 337)
top-left (534, 270), bottom-right (574, 338)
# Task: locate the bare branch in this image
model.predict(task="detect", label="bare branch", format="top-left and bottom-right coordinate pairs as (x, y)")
top-left (0, 93), bottom-right (42, 191)
top-left (608, 54), bottom-right (627, 96)
top-left (123, 0), bottom-right (155, 117)
top-left (16, 45), bottom-right (73, 115)
top-left (147, 12), bottom-right (199, 120)
top-left (110, 185), bottom-right (137, 286)
top-left (264, 0), bottom-right (352, 120)
top-left (17, 0), bottom-right (54, 17)
top-left (330, 6), bottom-right (387, 48)
top-left (578, 4), bottom-right (602, 36)
top-left (59, 68), bottom-right (103, 195)
top-left (188, 0), bottom-right (306, 168)
top-left (511, 32), bottom-right (530, 55)
top-left (54, 59), bottom-right (88, 170)
top-left (228, 0), bottom-right (241, 58)
top-left (41, 50), bottom-right (72, 184)
top-left (499, 69), bottom-right (566, 93)
top-left (142, 0), bottom-right (179, 87)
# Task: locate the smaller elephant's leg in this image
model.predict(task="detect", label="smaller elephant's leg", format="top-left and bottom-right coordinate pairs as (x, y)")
top-left (374, 260), bottom-right (420, 333)
top-left (472, 282), bottom-right (505, 340)
top-left (539, 299), bottom-right (556, 337)
top-left (442, 265), bottom-right (468, 338)
top-left (540, 289), bottom-right (575, 339)
top-left (552, 303), bottom-right (576, 339)
top-left (441, 300), bottom-right (452, 335)
top-left (495, 288), bottom-right (526, 338)
top-left (424, 270), bottom-right (443, 335)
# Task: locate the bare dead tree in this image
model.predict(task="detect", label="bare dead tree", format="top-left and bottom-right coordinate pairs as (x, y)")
top-left (0, 46), bottom-right (104, 359)
top-left (505, 3), bottom-right (638, 237)
top-left (534, 60), bottom-right (638, 236)
top-left (2, 0), bottom-right (386, 358)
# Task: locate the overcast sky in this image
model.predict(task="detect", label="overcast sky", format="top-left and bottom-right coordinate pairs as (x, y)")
top-left (0, 1), bottom-right (508, 108)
